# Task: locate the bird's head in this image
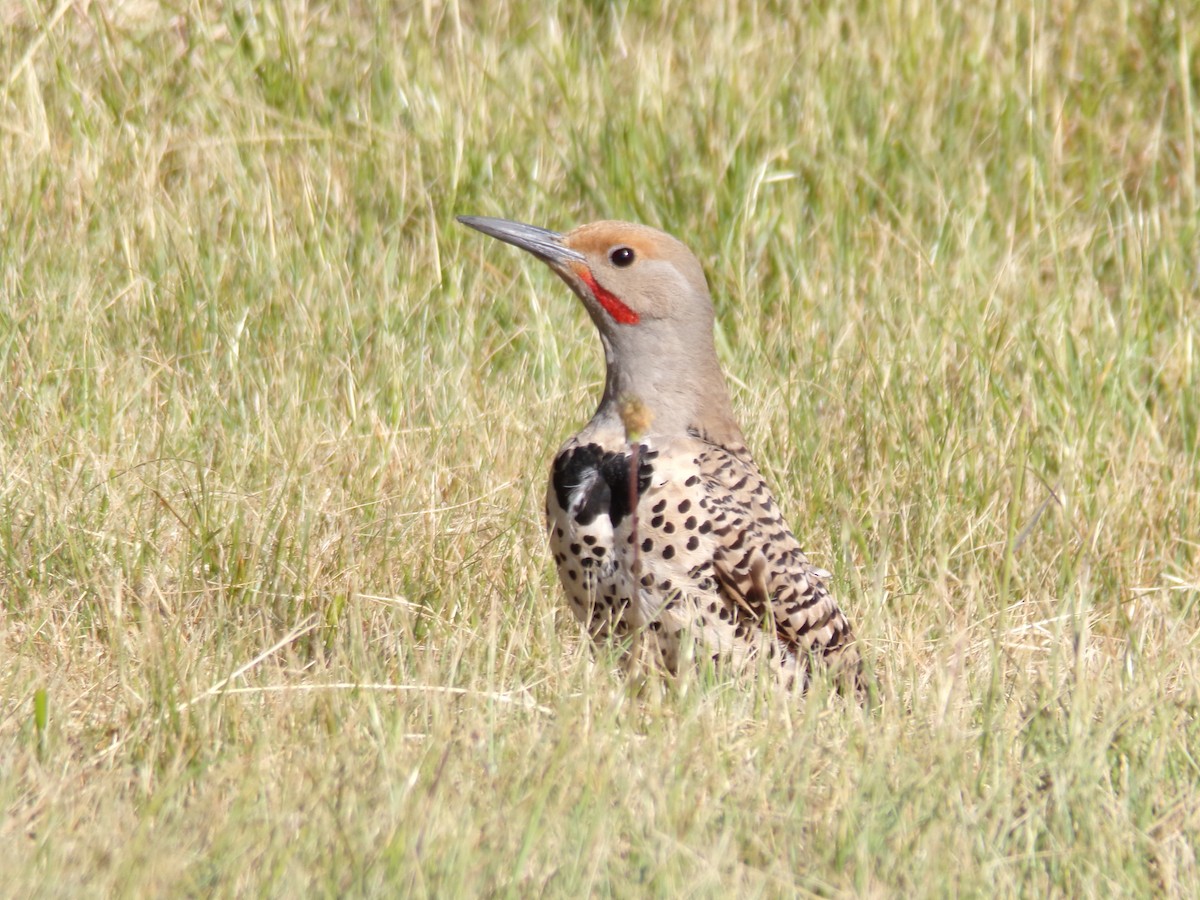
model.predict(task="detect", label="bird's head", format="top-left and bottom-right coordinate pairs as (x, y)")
top-left (458, 214), bottom-right (740, 442)
top-left (457, 215), bottom-right (713, 334)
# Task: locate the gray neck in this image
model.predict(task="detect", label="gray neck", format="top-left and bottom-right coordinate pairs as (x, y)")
top-left (587, 324), bottom-right (744, 447)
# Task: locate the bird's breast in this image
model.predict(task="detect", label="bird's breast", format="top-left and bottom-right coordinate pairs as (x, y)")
top-left (550, 441), bottom-right (657, 529)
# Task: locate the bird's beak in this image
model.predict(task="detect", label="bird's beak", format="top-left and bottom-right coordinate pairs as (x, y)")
top-left (456, 215), bottom-right (585, 269)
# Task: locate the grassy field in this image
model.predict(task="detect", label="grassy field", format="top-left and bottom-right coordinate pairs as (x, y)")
top-left (2, 0), bottom-right (1198, 895)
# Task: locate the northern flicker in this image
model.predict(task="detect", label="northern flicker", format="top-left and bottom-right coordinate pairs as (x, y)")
top-left (458, 215), bottom-right (862, 692)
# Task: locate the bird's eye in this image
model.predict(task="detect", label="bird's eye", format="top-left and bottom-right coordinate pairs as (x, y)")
top-left (610, 246), bottom-right (635, 267)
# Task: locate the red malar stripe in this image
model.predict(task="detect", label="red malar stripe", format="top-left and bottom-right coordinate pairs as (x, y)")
top-left (577, 269), bottom-right (640, 325)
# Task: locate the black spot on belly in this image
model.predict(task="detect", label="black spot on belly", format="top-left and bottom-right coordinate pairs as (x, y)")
top-left (552, 442), bottom-right (654, 527)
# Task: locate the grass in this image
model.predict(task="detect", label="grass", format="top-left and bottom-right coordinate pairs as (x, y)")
top-left (1, 0), bottom-right (1198, 894)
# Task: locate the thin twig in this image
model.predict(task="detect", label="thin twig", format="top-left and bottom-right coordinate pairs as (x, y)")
top-left (629, 440), bottom-right (641, 584)
top-left (177, 614), bottom-right (321, 711)
top-left (204, 683), bottom-right (551, 714)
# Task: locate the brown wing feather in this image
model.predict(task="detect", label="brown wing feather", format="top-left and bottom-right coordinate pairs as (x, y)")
top-left (698, 443), bottom-right (863, 687)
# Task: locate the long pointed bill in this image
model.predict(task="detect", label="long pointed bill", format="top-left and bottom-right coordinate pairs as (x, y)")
top-left (456, 215), bottom-right (585, 267)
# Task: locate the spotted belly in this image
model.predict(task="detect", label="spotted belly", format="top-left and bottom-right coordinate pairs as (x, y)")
top-left (544, 439), bottom-right (761, 675)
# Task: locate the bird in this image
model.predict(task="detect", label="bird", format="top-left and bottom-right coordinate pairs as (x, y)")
top-left (458, 214), bottom-right (862, 693)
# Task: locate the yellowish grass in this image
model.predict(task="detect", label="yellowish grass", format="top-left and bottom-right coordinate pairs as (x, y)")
top-left (2, 1), bottom-right (1198, 894)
